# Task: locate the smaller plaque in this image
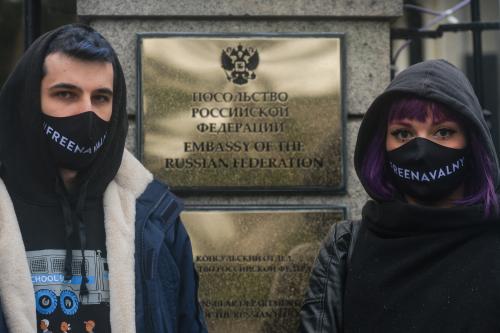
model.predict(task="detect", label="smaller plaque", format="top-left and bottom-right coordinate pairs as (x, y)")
top-left (182, 206), bottom-right (345, 333)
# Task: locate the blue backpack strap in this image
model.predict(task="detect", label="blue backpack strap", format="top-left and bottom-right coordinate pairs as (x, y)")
top-left (136, 179), bottom-right (184, 243)
top-left (135, 180), bottom-right (207, 332)
top-left (137, 181), bottom-right (207, 333)
top-left (136, 179), bottom-right (185, 280)
top-left (135, 179), bottom-right (183, 333)
top-left (136, 180), bottom-right (182, 223)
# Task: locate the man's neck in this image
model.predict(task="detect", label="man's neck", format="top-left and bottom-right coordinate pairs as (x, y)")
top-left (59, 168), bottom-right (78, 191)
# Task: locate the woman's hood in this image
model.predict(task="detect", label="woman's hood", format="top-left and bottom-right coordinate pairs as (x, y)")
top-left (354, 59), bottom-right (499, 201)
top-left (0, 24), bottom-right (128, 202)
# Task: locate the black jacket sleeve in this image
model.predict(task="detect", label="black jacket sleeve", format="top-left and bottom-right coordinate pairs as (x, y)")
top-left (298, 220), bottom-right (359, 333)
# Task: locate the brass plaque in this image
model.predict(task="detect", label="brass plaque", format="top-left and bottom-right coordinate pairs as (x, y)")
top-left (182, 207), bottom-right (345, 332)
top-left (137, 34), bottom-right (345, 191)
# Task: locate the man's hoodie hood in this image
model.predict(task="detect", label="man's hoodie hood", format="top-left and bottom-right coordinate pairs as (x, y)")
top-left (0, 24), bottom-right (128, 202)
top-left (354, 59), bottom-right (500, 201)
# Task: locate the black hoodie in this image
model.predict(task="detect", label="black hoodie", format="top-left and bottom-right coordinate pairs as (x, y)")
top-left (0, 24), bottom-right (128, 330)
top-left (354, 59), bottom-right (500, 196)
top-left (344, 60), bottom-right (500, 332)
top-left (0, 24), bottom-right (128, 204)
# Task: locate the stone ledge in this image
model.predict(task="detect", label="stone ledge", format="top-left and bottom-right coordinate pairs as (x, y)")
top-left (78, 0), bottom-right (402, 18)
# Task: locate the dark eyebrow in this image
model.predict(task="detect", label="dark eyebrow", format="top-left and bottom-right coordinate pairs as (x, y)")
top-left (95, 88), bottom-right (113, 96)
top-left (432, 119), bottom-right (457, 126)
top-left (48, 83), bottom-right (113, 96)
top-left (48, 83), bottom-right (81, 91)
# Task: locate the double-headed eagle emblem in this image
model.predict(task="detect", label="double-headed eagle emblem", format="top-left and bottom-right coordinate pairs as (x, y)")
top-left (221, 45), bottom-right (259, 85)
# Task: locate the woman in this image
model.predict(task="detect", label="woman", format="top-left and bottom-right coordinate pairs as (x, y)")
top-left (299, 59), bottom-right (500, 332)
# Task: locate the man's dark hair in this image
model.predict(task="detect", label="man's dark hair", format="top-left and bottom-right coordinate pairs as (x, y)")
top-left (45, 25), bottom-right (114, 63)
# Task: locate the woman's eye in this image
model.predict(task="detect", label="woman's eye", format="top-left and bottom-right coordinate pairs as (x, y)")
top-left (391, 129), bottom-right (414, 141)
top-left (435, 128), bottom-right (456, 138)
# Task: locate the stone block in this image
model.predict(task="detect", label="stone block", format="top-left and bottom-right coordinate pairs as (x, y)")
top-left (78, 0), bottom-right (402, 18)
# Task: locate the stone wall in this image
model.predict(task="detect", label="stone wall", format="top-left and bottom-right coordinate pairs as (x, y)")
top-left (77, 0), bottom-right (402, 219)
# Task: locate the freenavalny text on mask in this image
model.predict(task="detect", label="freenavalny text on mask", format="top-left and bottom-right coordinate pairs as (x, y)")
top-left (42, 111), bottom-right (109, 170)
top-left (387, 137), bottom-right (467, 202)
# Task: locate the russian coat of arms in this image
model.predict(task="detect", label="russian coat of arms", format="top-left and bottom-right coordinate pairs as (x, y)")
top-left (221, 45), bottom-right (259, 85)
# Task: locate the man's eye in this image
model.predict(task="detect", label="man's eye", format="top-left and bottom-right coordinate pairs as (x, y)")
top-left (55, 91), bottom-right (75, 99)
top-left (93, 95), bottom-right (110, 103)
top-left (391, 129), bottom-right (414, 141)
top-left (435, 128), bottom-right (456, 138)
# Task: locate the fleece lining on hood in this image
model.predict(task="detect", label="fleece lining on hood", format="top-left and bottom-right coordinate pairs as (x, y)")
top-left (354, 59), bottom-right (500, 201)
top-left (0, 24), bottom-right (128, 203)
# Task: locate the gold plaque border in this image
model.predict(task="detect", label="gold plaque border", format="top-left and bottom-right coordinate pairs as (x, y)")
top-left (184, 204), bottom-right (347, 214)
top-left (136, 32), bottom-right (347, 194)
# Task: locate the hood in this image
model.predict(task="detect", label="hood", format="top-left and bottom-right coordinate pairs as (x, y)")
top-left (354, 59), bottom-right (499, 201)
top-left (0, 24), bottom-right (128, 203)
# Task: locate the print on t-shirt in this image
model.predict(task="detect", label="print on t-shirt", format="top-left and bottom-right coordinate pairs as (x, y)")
top-left (28, 249), bottom-right (111, 333)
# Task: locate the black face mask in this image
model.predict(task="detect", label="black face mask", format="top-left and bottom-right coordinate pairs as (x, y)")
top-left (42, 111), bottom-right (109, 170)
top-left (386, 137), bottom-right (467, 203)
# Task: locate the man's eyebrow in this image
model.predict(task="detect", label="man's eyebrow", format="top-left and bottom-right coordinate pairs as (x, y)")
top-left (95, 88), bottom-right (113, 96)
top-left (48, 84), bottom-right (113, 96)
top-left (48, 83), bottom-right (81, 91)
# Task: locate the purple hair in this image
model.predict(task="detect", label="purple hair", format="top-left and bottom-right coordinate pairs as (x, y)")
top-left (361, 96), bottom-right (499, 216)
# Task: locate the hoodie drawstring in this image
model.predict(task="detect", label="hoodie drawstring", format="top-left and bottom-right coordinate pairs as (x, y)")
top-left (76, 180), bottom-right (89, 297)
top-left (55, 177), bottom-right (75, 281)
top-left (55, 177), bottom-right (90, 299)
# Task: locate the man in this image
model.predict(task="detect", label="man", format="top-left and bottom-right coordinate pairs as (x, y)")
top-left (40, 319), bottom-right (53, 333)
top-left (0, 24), bottom-right (206, 332)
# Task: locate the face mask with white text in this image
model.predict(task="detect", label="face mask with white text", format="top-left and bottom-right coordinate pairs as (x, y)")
top-left (42, 111), bottom-right (109, 170)
top-left (387, 137), bottom-right (467, 203)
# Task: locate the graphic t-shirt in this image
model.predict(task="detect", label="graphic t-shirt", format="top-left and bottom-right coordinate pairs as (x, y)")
top-left (28, 248), bottom-right (110, 333)
top-left (16, 195), bottom-right (111, 333)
